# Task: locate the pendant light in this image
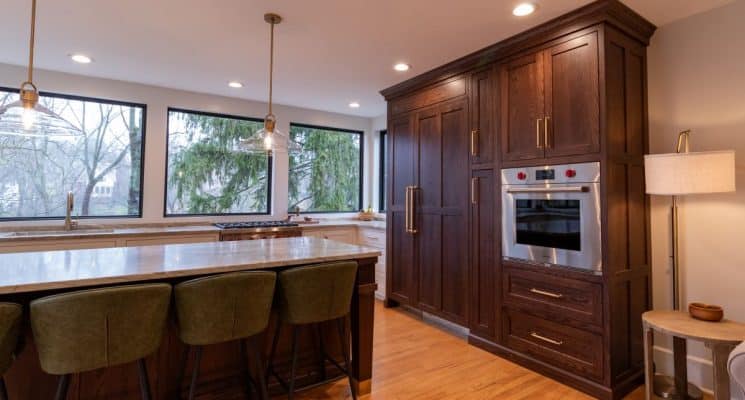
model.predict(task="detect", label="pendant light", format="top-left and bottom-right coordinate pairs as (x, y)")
top-left (237, 13), bottom-right (301, 154)
top-left (0, 0), bottom-right (81, 138)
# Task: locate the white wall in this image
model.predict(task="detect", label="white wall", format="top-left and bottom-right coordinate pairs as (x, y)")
top-left (0, 63), bottom-right (378, 225)
top-left (648, 0), bottom-right (745, 395)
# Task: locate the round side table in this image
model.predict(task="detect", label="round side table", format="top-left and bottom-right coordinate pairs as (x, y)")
top-left (643, 310), bottom-right (745, 400)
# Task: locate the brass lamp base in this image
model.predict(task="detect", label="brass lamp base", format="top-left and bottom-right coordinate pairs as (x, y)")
top-left (654, 374), bottom-right (703, 400)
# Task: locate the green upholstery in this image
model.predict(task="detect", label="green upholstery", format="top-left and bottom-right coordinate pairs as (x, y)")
top-left (0, 303), bottom-right (22, 375)
top-left (30, 284), bottom-right (171, 375)
top-left (174, 271), bottom-right (276, 346)
top-left (276, 262), bottom-right (358, 325)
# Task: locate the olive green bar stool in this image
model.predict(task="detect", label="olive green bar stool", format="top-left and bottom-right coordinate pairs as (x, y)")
top-left (0, 303), bottom-right (22, 400)
top-left (267, 261), bottom-right (358, 400)
top-left (174, 271), bottom-right (276, 400)
top-left (30, 284), bottom-right (172, 400)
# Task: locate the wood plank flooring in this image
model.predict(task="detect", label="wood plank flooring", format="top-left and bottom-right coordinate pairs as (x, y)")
top-left (205, 301), bottom-right (702, 399)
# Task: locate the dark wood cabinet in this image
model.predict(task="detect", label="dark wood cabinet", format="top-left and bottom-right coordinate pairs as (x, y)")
top-left (386, 95), bottom-right (471, 325)
top-left (386, 114), bottom-right (417, 306)
top-left (469, 169), bottom-right (499, 339)
top-left (382, 1), bottom-right (655, 398)
top-left (500, 31), bottom-right (600, 163)
top-left (469, 68), bottom-right (496, 166)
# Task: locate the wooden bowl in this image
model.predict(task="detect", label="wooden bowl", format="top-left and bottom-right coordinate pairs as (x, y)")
top-left (688, 302), bottom-right (724, 322)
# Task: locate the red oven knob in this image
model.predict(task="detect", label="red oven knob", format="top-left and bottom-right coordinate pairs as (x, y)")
top-left (565, 169), bottom-right (577, 178)
top-left (517, 172), bottom-right (527, 181)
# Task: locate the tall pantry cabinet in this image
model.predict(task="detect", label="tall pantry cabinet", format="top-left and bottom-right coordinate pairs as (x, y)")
top-left (381, 1), bottom-right (655, 399)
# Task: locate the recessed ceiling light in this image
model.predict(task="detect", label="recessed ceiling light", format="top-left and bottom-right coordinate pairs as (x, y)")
top-left (349, 102), bottom-right (361, 108)
top-left (513, 3), bottom-right (536, 16)
top-left (393, 63), bottom-right (411, 72)
top-left (70, 54), bottom-right (92, 64)
top-left (228, 81), bottom-right (244, 88)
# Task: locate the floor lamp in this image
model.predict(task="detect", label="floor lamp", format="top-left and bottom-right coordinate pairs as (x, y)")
top-left (644, 129), bottom-right (736, 399)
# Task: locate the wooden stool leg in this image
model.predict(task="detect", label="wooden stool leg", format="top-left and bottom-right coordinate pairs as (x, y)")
top-left (266, 323), bottom-right (281, 381)
top-left (711, 343), bottom-right (735, 400)
top-left (315, 323), bottom-right (327, 381)
top-left (337, 317), bottom-right (357, 400)
top-left (188, 346), bottom-right (203, 400)
top-left (239, 339), bottom-right (254, 398)
top-left (673, 336), bottom-right (688, 399)
top-left (249, 336), bottom-right (270, 400)
top-left (137, 359), bottom-right (152, 400)
top-left (288, 326), bottom-right (299, 400)
top-left (0, 377), bottom-right (8, 400)
top-left (54, 374), bottom-right (70, 400)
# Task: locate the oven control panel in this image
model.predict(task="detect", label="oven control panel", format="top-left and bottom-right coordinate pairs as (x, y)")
top-left (502, 162), bottom-right (600, 185)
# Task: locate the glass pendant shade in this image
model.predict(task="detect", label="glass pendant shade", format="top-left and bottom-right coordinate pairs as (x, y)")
top-left (0, 98), bottom-right (81, 138)
top-left (236, 114), bottom-right (301, 154)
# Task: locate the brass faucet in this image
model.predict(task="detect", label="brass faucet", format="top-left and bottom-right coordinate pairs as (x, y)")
top-left (64, 191), bottom-right (77, 231)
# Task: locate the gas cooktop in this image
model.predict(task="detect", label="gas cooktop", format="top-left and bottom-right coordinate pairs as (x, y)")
top-left (214, 221), bottom-right (299, 230)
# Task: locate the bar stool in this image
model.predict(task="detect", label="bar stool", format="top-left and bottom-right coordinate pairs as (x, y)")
top-left (174, 271), bottom-right (276, 400)
top-left (0, 303), bottom-right (22, 400)
top-left (267, 261), bottom-right (358, 400)
top-left (30, 284), bottom-right (171, 400)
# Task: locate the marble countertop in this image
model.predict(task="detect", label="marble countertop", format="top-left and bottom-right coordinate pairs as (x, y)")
top-left (0, 237), bottom-right (381, 295)
top-left (0, 218), bottom-right (386, 243)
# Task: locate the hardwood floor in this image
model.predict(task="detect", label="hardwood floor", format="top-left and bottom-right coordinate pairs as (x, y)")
top-left (281, 301), bottom-right (650, 400)
top-left (204, 301), bottom-right (686, 399)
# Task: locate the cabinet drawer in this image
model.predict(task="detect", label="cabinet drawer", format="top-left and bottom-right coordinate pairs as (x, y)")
top-left (503, 267), bottom-right (602, 326)
top-left (358, 229), bottom-right (385, 249)
top-left (504, 310), bottom-right (603, 381)
top-left (303, 228), bottom-right (357, 245)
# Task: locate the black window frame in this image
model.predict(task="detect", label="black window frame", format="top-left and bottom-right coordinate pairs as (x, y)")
top-left (288, 122), bottom-right (364, 214)
top-left (0, 86), bottom-right (147, 221)
top-left (378, 130), bottom-right (387, 212)
top-left (164, 107), bottom-right (273, 217)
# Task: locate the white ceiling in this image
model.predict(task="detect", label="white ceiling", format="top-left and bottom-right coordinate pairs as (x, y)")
top-left (0, 0), bottom-right (734, 118)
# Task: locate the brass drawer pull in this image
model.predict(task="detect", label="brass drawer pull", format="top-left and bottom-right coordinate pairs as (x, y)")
top-left (530, 332), bottom-right (563, 346)
top-left (544, 116), bottom-right (551, 149)
top-left (471, 177), bottom-right (479, 205)
top-left (536, 118), bottom-right (543, 148)
top-left (530, 288), bottom-right (564, 299)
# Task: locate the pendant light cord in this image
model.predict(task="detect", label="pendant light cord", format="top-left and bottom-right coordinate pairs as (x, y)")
top-left (27, 0), bottom-right (37, 84)
top-left (268, 19), bottom-right (274, 116)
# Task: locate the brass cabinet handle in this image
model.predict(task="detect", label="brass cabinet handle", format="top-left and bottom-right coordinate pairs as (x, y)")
top-left (530, 288), bottom-right (564, 299)
top-left (536, 118), bottom-right (543, 148)
top-left (471, 177), bottom-right (479, 205)
top-left (470, 129), bottom-right (479, 157)
top-left (404, 186), bottom-right (412, 233)
top-left (544, 116), bottom-right (551, 149)
top-left (530, 332), bottom-right (563, 346)
top-left (409, 186), bottom-right (418, 234)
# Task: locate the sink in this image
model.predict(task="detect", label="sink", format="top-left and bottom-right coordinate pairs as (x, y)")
top-left (7, 228), bottom-right (115, 237)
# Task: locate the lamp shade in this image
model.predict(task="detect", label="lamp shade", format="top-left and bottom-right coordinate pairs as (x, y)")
top-left (644, 150), bottom-right (736, 195)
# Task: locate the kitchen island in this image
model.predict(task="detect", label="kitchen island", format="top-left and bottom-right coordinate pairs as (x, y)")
top-left (0, 237), bottom-right (379, 399)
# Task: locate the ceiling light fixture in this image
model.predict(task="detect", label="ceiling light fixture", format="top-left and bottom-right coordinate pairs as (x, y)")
top-left (70, 54), bottom-right (92, 64)
top-left (349, 102), bottom-right (360, 109)
top-left (228, 81), bottom-right (244, 88)
top-left (237, 13), bottom-right (301, 155)
top-left (0, 0), bottom-right (81, 138)
top-left (393, 63), bottom-right (411, 72)
top-left (513, 3), bottom-right (536, 17)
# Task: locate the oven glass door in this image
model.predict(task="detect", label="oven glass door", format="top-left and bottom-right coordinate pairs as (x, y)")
top-left (515, 199), bottom-right (581, 251)
top-left (502, 183), bottom-right (601, 272)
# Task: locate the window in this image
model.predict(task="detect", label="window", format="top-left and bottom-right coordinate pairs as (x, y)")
top-left (379, 130), bottom-right (387, 212)
top-left (288, 123), bottom-right (363, 213)
top-left (0, 88), bottom-right (145, 220)
top-left (165, 108), bottom-right (271, 216)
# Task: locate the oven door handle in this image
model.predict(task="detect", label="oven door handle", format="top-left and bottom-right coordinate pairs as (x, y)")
top-left (506, 186), bottom-right (589, 194)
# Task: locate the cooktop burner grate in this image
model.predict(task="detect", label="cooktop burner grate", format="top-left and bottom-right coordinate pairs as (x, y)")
top-left (214, 221), bottom-right (299, 229)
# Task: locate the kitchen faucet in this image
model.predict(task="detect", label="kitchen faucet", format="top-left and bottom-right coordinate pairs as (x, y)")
top-left (64, 191), bottom-right (77, 231)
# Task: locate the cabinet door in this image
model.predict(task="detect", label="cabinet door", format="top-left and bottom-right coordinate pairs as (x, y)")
top-left (470, 68), bottom-right (495, 165)
top-left (387, 113), bottom-right (417, 306)
top-left (499, 52), bottom-right (546, 162)
top-left (417, 99), bottom-right (470, 324)
top-left (469, 169), bottom-right (499, 339)
top-left (544, 32), bottom-right (600, 157)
